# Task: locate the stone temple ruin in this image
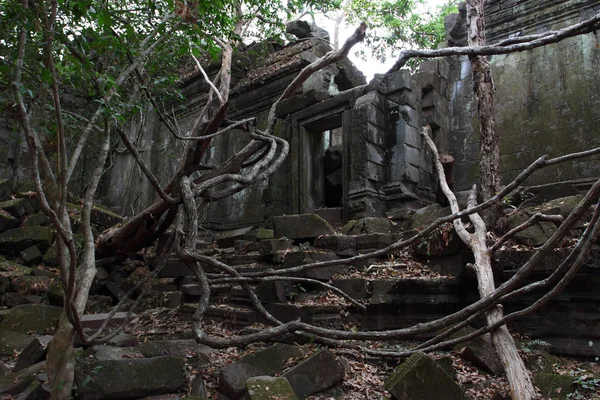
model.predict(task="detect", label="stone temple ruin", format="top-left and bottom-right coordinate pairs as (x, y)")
top-left (1, 0), bottom-right (600, 399)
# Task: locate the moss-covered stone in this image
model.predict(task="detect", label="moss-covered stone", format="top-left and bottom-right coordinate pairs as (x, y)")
top-left (0, 261), bottom-right (32, 278)
top-left (22, 212), bottom-right (50, 227)
top-left (272, 214), bottom-right (335, 240)
top-left (0, 328), bottom-right (35, 356)
top-left (0, 209), bottom-right (20, 233)
top-left (384, 352), bottom-right (466, 400)
top-left (246, 376), bottom-right (299, 400)
top-left (0, 360), bottom-right (45, 395)
top-left (75, 356), bottom-right (186, 400)
top-left (91, 203), bottom-right (123, 228)
top-left (346, 217), bottom-right (394, 234)
top-left (20, 245), bottom-right (43, 266)
top-left (533, 373), bottom-right (575, 399)
top-left (410, 204), bottom-right (451, 230)
top-left (256, 228), bottom-right (274, 240)
top-left (10, 275), bottom-right (54, 296)
top-left (0, 304), bottom-right (61, 334)
top-left (0, 198), bottom-right (27, 218)
top-left (219, 343), bottom-right (305, 398)
top-left (0, 226), bottom-right (54, 254)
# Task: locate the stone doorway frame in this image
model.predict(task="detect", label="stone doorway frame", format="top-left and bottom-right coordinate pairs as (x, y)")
top-left (290, 96), bottom-right (354, 221)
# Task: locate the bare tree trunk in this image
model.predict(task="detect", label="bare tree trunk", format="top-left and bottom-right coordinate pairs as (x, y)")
top-left (423, 127), bottom-right (536, 400)
top-left (332, 0), bottom-right (350, 50)
top-left (467, 0), bottom-right (502, 225)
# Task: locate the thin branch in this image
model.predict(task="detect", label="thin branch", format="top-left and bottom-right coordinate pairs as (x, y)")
top-left (489, 213), bottom-right (564, 253)
top-left (388, 12), bottom-right (600, 72)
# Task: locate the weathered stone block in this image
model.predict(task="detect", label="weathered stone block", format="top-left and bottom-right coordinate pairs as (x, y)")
top-left (139, 339), bottom-right (212, 363)
top-left (0, 198), bottom-right (27, 218)
top-left (355, 233), bottom-right (394, 249)
top-left (283, 349), bottom-right (344, 399)
top-left (216, 226), bottom-right (254, 248)
top-left (14, 335), bottom-right (53, 372)
top-left (0, 304), bottom-right (61, 334)
top-left (281, 250), bottom-right (346, 280)
top-left (313, 208), bottom-right (342, 226)
top-left (80, 312), bottom-right (134, 331)
top-left (246, 376), bottom-right (299, 400)
top-left (0, 260), bottom-right (32, 278)
top-left (21, 245), bottom-right (43, 266)
top-left (0, 328), bottom-right (35, 356)
top-left (331, 278), bottom-right (368, 300)
top-left (460, 334), bottom-right (504, 376)
top-left (384, 352), bottom-right (466, 400)
top-left (275, 89), bottom-right (329, 118)
top-left (272, 214), bottom-right (334, 240)
top-left (75, 356), bottom-right (186, 400)
top-left (22, 212), bottom-right (49, 227)
top-left (0, 226), bottom-right (54, 254)
top-left (533, 373), bottom-right (575, 400)
top-left (0, 361), bottom-right (45, 395)
top-left (314, 235), bottom-right (357, 255)
top-left (218, 343), bottom-right (304, 399)
top-left (0, 209), bottom-right (19, 233)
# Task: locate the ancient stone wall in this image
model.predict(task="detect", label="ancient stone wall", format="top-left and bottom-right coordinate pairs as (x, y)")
top-left (449, 1), bottom-right (600, 191)
top-left (485, 0), bottom-right (600, 44)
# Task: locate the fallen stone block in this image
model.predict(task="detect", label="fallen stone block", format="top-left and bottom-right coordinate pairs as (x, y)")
top-left (273, 214), bottom-right (334, 240)
top-left (283, 349), bottom-right (344, 399)
top-left (0, 209), bottom-right (20, 233)
top-left (0, 304), bottom-right (61, 334)
top-left (218, 343), bottom-right (304, 399)
top-left (258, 239), bottom-right (294, 256)
top-left (89, 345), bottom-right (144, 361)
top-left (257, 281), bottom-right (293, 303)
top-left (346, 217), bottom-right (394, 234)
top-left (459, 333), bottom-right (503, 376)
top-left (216, 227), bottom-right (254, 248)
top-left (533, 372), bottom-right (575, 399)
top-left (22, 213), bottom-right (50, 227)
top-left (314, 235), bottom-right (357, 256)
top-left (246, 376), bottom-right (299, 400)
top-left (139, 339), bottom-right (212, 364)
top-left (11, 373), bottom-right (51, 400)
top-left (281, 250), bottom-right (346, 280)
top-left (255, 229), bottom-right (274, 240)
top-left (10, 275), bottom-right (53, 296)
top-left (0, 361), bottom-right (45, 395)
top-left (0, 198), bottom-right (27, 218)
top-left (0, 329), bottom-right (35, 356)
top-left (0, 226), bottom-right (54, 255)
top-left (80, 312), bottom-right (134, 331)
top-left (90, 204), bottom-right (123, 228)
top-left (20, 245), bottom-right (43, 266)
top-left (14, 335), bottom-right (52, 372)
top-left (331, 278), bottom-right (368, 300)
top-left (355, 233), bottom-right (394, 250)
top-left (75, 356), bottom-right (186, 400)
top-left (384, 352), bottom-right (466, 400)
top-left (0, 260), bottom-right (32, 278)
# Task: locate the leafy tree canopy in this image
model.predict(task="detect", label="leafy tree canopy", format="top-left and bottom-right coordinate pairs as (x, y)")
top-left (344, 0), bottom-right (459, 65)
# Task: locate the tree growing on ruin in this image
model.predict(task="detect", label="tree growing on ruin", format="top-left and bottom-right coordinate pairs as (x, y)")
top-left (3, 0), bottom-right (600, 398)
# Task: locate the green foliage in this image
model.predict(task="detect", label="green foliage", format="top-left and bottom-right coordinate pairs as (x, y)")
top-left (523, 339), bottom-right (552, 353)
top-left (345, 0), bottom-right (459, 68)
top-left (568, 375), bottom-right (600, 399)
top-left (0, 0), bottom-right (338, 147)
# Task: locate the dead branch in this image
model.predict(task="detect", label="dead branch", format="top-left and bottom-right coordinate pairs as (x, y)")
top-left (423, 125), bottom-right (536, 400)
top-left (489, 213), bottom-right (564, 253)
top-left (387, 12), bottom-right (600, 72)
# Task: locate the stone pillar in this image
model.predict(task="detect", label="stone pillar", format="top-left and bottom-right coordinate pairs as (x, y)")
top-left (375, 70), bottom-right (425, 211)
top-left (348, 91), bottom-right (388, 218)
